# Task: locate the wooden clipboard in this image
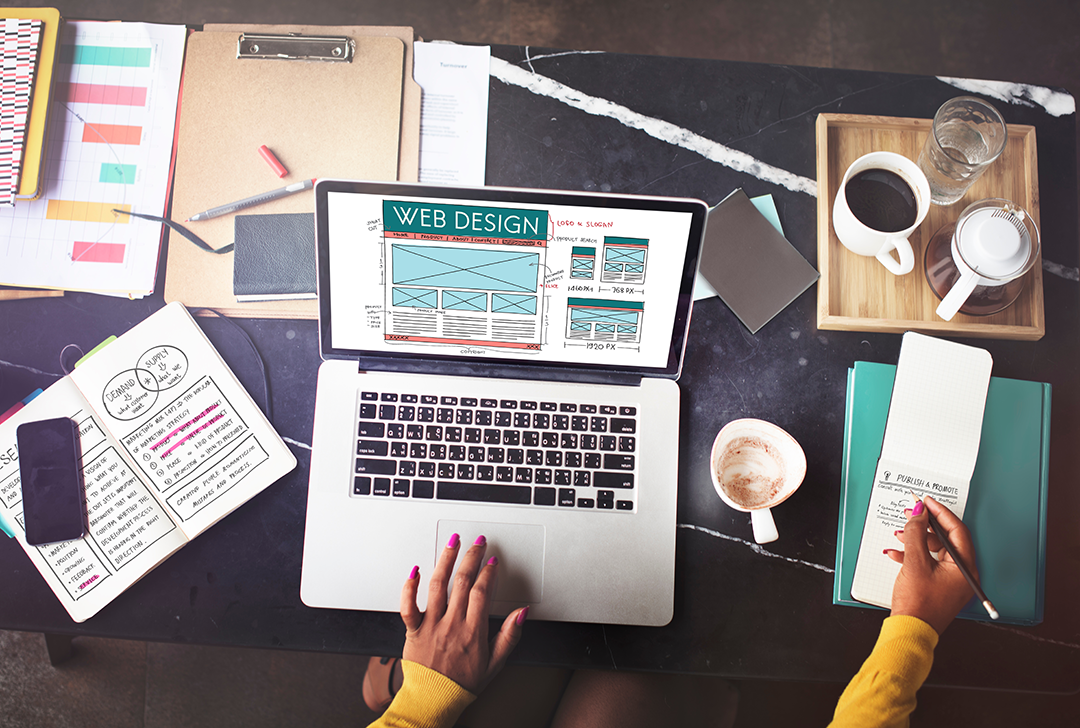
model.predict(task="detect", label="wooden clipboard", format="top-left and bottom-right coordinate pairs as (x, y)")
top-left (165, 24), bottom-right (421, 319)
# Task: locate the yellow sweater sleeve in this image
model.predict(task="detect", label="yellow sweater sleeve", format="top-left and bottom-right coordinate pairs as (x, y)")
top-left (829, 615), bottom-right (939, 728)
top-left (367, 660), bottom-right (477, 728)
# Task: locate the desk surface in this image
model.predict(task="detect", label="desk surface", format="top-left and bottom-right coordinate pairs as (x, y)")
top-left (1, 45), bottom-right (1078, 692)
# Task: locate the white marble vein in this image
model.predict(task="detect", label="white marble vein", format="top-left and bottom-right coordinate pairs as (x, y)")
top-left (489, 55), bottom-right (819, 196)
top-left (680, 524), bottom-right (1080, 648)
top-left (1043, 259), bottom-right (1080, 282)
top-left (520, 49), bottom-right (604, 73)
top-left (938, 78), bottom-right (1076, 117)
top-left (0, 359), bottom-right (63, 378)
top-left (983, 623), bottom-right (1080, 650)
top-left (678, 522), bottom-right (836, 573)
top-left (487, 56), bottom-right (1080, 285)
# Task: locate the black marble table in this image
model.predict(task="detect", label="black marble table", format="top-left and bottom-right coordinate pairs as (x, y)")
top-left (1, 45), bottom-right (1077, 691)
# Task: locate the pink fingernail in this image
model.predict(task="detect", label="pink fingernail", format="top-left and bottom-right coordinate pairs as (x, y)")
top-left (475, 535), bottom-right (487, 547)
top-left (447, 533), bottom-right (460, 549)
top-left (516, 606), bottom-right (530, 625)
top-left (487, 556), bottom-right (498, 566)
top-left (408, 565), bottom-right (419, 580)
top-left (912, 500), bottom-right (925, 517)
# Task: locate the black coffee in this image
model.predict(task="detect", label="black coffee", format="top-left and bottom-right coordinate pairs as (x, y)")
top-left (844, 168), bottom-right (918, 233)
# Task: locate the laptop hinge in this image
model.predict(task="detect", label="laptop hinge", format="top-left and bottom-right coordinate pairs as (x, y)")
top-left (354, 356), bottom-right (645, 387)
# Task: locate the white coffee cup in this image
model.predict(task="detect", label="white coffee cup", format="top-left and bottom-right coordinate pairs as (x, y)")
top-left (709, 419), bottom-right (806, 544)
top-left (832, 151), bottom-right (931, 275)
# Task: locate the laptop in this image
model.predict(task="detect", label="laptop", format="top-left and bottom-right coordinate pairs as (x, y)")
top-left (300, 180), bottom-right (707, 626)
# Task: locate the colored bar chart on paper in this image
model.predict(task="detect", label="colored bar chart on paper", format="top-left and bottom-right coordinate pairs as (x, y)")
top-left (47, 200), bottom-right (131, 223)
top-left (58, 82), bottom-right (148, 106)
top-left (82, 123), bottom-right (142, 145)
top-left (59, 44), bottom-right (152, 67)
top-left (0, 22), bottom-right (186, 296)
top-left (73, 240), bottom-right (126, 264)
top-left (99, 164), bottom-right (136, 184)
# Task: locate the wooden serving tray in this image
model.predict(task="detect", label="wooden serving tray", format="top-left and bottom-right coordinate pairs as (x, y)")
top-left (816, 113), bottom-right (1043, 340)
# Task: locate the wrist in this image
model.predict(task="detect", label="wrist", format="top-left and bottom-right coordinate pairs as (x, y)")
top-left (874, 615), bottom-right (940, 681)
top-left (889, 605), bottom-right (951, 636)
top-left (382, 661), bottom-right (476, 728)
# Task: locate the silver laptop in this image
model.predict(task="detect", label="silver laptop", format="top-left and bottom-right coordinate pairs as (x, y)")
top-left (300, 180), bottom-right (707, 626)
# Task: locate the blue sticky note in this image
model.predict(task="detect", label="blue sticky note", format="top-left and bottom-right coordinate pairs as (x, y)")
top-left (750, 194), bottom-right (783, 235)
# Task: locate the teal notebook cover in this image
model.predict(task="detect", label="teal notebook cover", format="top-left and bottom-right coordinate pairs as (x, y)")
top-left (834, 361), bottom-right (1050, 626)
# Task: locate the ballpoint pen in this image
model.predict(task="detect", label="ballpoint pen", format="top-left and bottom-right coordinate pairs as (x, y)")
top-left (186, 178), bottom-right (315, 221)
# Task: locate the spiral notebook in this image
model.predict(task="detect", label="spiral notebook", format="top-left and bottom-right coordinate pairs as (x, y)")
top-left (849, 333), bottom-right (993, 609)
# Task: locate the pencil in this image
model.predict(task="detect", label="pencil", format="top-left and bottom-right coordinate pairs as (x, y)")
top-left (913, 494), bottom-right (999, 620)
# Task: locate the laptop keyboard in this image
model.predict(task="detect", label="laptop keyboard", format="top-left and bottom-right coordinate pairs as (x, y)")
top-left (352, 391), bottom-right (637, 512)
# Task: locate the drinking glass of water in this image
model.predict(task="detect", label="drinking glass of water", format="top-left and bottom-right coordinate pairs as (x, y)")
top-left (918, 96), bottom-right (1008, 205)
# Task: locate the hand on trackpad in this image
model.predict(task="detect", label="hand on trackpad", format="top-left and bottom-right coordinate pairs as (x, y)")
top-left (436, 521), bottom-right (545, 605)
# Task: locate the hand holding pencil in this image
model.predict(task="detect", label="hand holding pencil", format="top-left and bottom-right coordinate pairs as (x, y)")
top-left (884, 495), bottom-right (993, 635)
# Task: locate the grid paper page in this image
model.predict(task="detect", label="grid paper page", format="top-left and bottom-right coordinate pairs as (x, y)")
top-left (850, 333), bottom-right (993, 608)
top-left (0, 22), bottom-right (184, 296)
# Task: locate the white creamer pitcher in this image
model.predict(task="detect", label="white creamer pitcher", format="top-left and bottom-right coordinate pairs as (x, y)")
top-left (926, 199), bottom-right (1040, 321)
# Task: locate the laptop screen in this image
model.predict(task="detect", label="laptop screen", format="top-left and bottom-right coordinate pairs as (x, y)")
top-left (315, 180), bottom-right (707, 379)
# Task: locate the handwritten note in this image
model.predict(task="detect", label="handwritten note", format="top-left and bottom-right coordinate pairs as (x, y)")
top-left (0, 303), bottom-right (295, 621)
top-left (850, 333), bottom-right (993, 608)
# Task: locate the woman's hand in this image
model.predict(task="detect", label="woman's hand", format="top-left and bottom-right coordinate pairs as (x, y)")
top-left (885, 495), bottom-right (977, 635)
top-left (400, 534), bottom-right (528, 694)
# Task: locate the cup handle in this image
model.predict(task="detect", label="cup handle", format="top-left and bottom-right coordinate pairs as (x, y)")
top-left (750, 508), bottom-right (778, 544)
top-left (936, 268), bottom-right (980, 321)
top-left (876, 236), bottom-right (915, 275)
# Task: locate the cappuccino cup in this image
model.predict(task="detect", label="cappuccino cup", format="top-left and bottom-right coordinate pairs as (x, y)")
top-left (709, 419), bottom-right (806, 544)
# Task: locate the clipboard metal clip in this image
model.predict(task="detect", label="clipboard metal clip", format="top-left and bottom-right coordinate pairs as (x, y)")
top-left (237, 33), bottom-right (354, 62)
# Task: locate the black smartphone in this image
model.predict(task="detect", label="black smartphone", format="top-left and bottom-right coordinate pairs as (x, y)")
top-left (17, 417), bottom-right (87, 546)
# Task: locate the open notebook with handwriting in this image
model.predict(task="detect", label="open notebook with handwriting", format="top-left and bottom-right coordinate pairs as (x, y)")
top-left (0, 303), bottom-right (296, 622)
top-left (849, 332), bottom-right (993, 609)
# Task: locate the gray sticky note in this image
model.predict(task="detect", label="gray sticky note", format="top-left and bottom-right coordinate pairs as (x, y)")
top-left (698, 189), bottom-right (819, 333)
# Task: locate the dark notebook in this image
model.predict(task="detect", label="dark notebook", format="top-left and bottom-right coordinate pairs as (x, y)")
top-left (698, 189), bottom-right (819, 333)
top-left (232, 212), bottom-right (317, 301)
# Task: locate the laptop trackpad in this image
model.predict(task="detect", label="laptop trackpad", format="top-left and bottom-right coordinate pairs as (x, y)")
top-left (435, 521), bottom-right (544, 604)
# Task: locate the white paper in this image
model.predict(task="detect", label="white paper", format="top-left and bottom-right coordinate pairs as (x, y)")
top-left (850, 333), bottom-right (993, 608)
top-left (413, 42), bottom-right (490, 186)
top-left (0, 22), bottom-right (186, 297)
